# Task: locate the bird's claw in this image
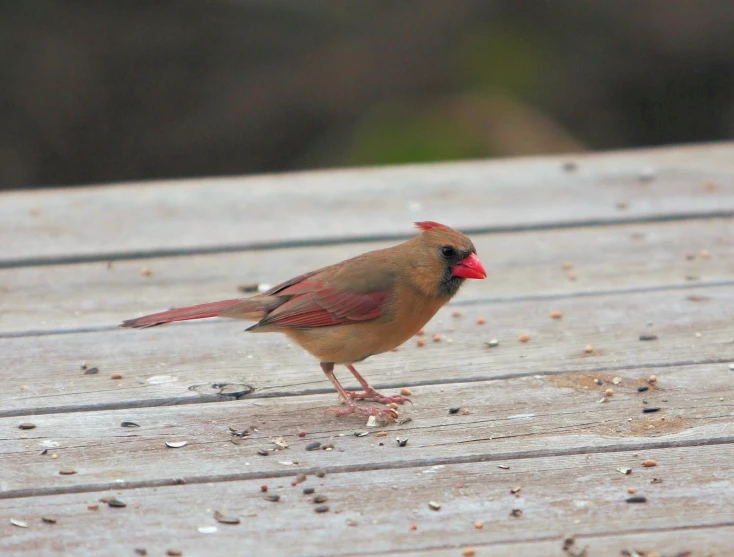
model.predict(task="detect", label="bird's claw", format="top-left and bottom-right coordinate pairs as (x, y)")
top-left (345, 389), bottom-right (411, 406)
top-left (326, 404), bottom-right (398, 421)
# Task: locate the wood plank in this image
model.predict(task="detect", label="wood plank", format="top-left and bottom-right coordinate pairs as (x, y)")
top-left (2, 143), bottom-right (732, 265)
top-left (3, 283), bottom-right (732, 415)
top-left (3, 218), bottom-right (733, 334)
top-left (2, 444), bottom-right (732, 556)
top-left (3, 362), bottom-right (732, 495)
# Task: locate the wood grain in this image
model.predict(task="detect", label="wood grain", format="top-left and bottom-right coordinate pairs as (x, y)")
top-left (2, 142), bottom-right (732, 265)
top-left (2, 218), bottom-right (733, 334)
top-left (3, 362), bottom-right (732, 495)
top-left (2, 444), bottom-right (732, 556)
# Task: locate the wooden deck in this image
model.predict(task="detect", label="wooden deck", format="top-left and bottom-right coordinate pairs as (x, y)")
top-left (2, 142), bottom-right (734, 556)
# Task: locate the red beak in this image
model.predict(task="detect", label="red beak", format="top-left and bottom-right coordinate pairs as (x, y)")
top-left (452, 253), bottom-right (487, 280)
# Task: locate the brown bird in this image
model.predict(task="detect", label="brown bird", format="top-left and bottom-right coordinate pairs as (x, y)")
top-left (121, 222), bottom-right (486, 419)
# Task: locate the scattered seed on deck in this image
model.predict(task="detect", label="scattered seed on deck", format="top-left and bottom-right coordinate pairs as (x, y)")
top-left (214, 512), bottom-right (240, 525)
top-left (626, 496), bottom-right (647, 503)
top-left (134, 549), bottom-right (147, 556)
top-left (510, 509), bottom-right (523, 517)
top-left (519, 334), bottom-right (530, 343)
top-left (476, 317), bottom-right (486, 325)
top-left (449, 407), bottom-right (460, 414)
top-left (83, 367), bottom-right (99, 375)
top-left (643, 407), bottom-right (661, 413)
top-left (451, 310), bottom-right (462, 318)
top-left (346, 519), bottom-right (358, 526)
top-left (295, 473), bottom-right (307, 484)
top-left (637, 386), bottom-right (649, 392)
top-left (612, 377), bottom-right (621, 385)
top-left (41, 516), bottom-right (57, 524)
top-left (643, 459), bottom-right (657, 467)
top-left (314, 505), bottom-right (329, 513)
top-left (18, 423), bottom-right (35, 430)
top-left (605, 389), bottom-right (615, 397)
top-left (257, 449), bottom-right (270, 456)
top-left (648, 375), bottom-right (658, 383)
top-left (398, 417), bottom-right (412, 425)
top-left (237, 282), bottom-right (260, 293)
top-left (416, 328), bottom-right (425, 336)
top-left (315, 469), bottom-right (326, 478)
top-left (303, 487), bottom-right (315, 495)
top-left (10, 519), bottom-right (28, 528)
top-left (397, 438), bottom-right (408, 447)
top-left (166, 549), bottom-right (182, 556)
top-left (567, 271), bottom-right (577, 281)
top-left (140, 267), bottom-right (153, 277)
top-left (165, 441), bottom-right (188, 448)
top-left (549, 311), bottom-right (563, 320)
top-left (729, 364), bottom-right (734, 371)
top-left (510, 486), bottom-right (521, 495)
top-left (498, 465), bottom-right (510, 470)
top-left (428, 501), bottom-right (441, 511)
top-left (627, 487), bottom-right (636, 494)
top-left (260, 485), bottom-right (268, 492)
top-left (354, 431), bottom-right (369, 437)
top-left (400, 387), bottom-right (412, 396)
top-left (416, 338), bottom-right (425, 347)
top-left (59, 468), bottom-right (77, 475)
top-left (432, 333), bottom-right (442, 342)
top-left (651, 478), bottom-right (663, 484)
top-left (474, 521), bottom-right (483, 529)
top-left (313, 495), bottom-right (328, 504)
top-left (264, 495), bottom-right (280, 502)
top-left (486, 339), bottom-right (499, 347)
top-left (562, 161), bottom-right (577, 172)
top-left (87, 504), bottom-right (99, 511)
top-left (110, 373), bottom-right (123, 380)
top-left (121, 421), bottom-right (140, 427)
top-left (585, 345), bottom-right (594, 353)
top-left (107, 499), bottom-right (127, 508)
top-left (463, 549), bottom-right (476, 557)
top-left (409, 524), bottom-right (418, 531)
top-left (639, 334), bottom-right (658, 341)
top-left (306, 441), bottom-right (321, 451)
top-left (617, 467), bottom-right (632, 475)
top-left (638, 167), bottom-right (656, 182)
top-left (375, 431), bottom-right (388, 437)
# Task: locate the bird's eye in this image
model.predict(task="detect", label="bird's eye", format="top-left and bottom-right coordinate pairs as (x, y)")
top-left (441, 246), bottom-right (456, 258)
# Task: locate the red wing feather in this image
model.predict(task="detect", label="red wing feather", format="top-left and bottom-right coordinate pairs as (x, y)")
top-left (255, 284), bottom-right (387, 329)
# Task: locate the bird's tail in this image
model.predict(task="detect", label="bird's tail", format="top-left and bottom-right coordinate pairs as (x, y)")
top-left (121, 298), bottom-right (269, 329)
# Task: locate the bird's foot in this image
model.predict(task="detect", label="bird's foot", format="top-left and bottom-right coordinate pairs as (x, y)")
top-left (327, 403), bottom-right (398, 421)
top-left (345, 388), bottom-right (411, 406)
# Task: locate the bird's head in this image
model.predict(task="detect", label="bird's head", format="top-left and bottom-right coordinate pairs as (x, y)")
top-left (412, 221), bottom-right (486, 297)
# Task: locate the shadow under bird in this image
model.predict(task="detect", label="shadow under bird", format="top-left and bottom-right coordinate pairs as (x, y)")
top-left (122, 221), bottom-right (486, 419)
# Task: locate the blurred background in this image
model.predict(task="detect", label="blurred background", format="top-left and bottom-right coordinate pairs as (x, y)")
top-left (2, 0), bottom-right (734, 191)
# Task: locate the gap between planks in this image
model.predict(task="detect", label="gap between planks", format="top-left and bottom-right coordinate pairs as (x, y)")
top-left (3, 210), bottom-right (733, 269)
top-left (3, 435), bottom-right (733, 501)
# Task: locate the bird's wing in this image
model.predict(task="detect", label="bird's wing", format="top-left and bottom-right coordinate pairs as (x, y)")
top-left (253, 279), bottom-right (388, 329)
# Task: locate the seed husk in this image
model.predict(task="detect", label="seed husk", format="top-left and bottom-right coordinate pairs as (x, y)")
top-left (626, 496), bottom-right (647, 503)
top-left (510, 509), bottom-right (523, 517)
top-left (449, 407), bottom-right (460, 414)
top-left (110, 373), bottom-right (123, 380)
top-left (165, 441), bottom-right (188, 448)
top-left (397, 438), bottom-right (408, 447)
top-left (639, 334), bottom-right (658, 341)
top-left (314, 505), bottom-right (329, 513)
top-left (305, 441), bottom-right (321, 451)
top-left (303, 487), bottom-right (315, 495)
top-left (59, 468), bottom-right (77, 475)
top-left (214, 511), bottom-right (240, 525)
top-left (643, 407), bottom-right (661, 413)
top-left (637, 386), bottom-right (649, 392)
top-left (121, 421), bottom-right (140, 427)
top-left (83, 367), bottom-right (99, 375)
top-left (107, 499), bottom-right (127, 508)
top-left (313, 495), bottom-right (328, 504)
top-left (166, 550), bottom-right (182, 556)
top-left (428, 501), bottom-right (441, 511)
top-left (257, 449), bottom-right (270, 456)
top-left (315, 469), bottom-right (326, 478)
top-left (10, 519), bottom-right (28, 528)
top-left (485, 339), bottom-right (499, 347)
top-left (264, 494), bottom-right (280, 502)
top-left (643, 459), bottom-right (657, 467)
top-left (400, 387), bottom-right (412, 396)
top-left (18, 423), bottom-right (35, 430)
top-left (617, 467), bottom-right (632, 475)
top-left (134, 549), bottom-right (148, 556)
top-left (41, 516), bottom-right (57, 524)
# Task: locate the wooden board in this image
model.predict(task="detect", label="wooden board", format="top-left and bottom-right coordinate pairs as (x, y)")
top-left (2, 444), bottom-right (732, 556)
top-left (3, 283), bottom-right (733, 416)
top-left (2, 142), bottom-right (733, 265)
top-left (2, 217), bottom-right (733, 335)
top-left (2, 361), bottom-right (732, 495)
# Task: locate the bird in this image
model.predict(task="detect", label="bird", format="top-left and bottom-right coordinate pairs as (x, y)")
top-left (121, 221), bottom-right (486, 420)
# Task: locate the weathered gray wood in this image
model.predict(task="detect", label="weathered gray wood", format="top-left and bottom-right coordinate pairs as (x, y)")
top-left (3, 218), bottom-right (733, 334)
top-left (3, 283), bottom-right (732, 415)
top-left (3, 362), bottom-right (732, 495)
top-left (2, 444), bottom-right (732, 556)
top-left (2, 142), bottom-right (733, 265)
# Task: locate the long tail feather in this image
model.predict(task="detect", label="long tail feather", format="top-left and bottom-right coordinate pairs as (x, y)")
top-left (121, 299), bottom-right (243, 328)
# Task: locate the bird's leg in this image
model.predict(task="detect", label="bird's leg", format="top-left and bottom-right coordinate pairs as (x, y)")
top-left (321, 362), bottom-right (397, 420)
top-left (343, 364), bottom-right (411, 405)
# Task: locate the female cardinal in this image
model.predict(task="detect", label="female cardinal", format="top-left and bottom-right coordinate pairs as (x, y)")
top-left (122, 221), bottom-right (486, 419)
